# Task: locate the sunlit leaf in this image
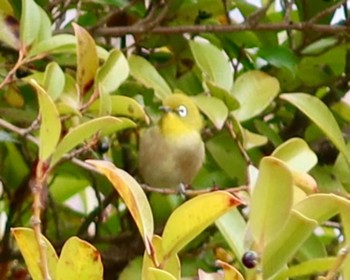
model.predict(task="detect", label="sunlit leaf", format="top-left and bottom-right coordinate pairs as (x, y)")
top-left (215, 209), bottom-right (246, 265)
top-left (294, 193), bottom-right (350, 223)
top-left (280, 93), bottom-right (350, 165)
top-left (248, 156), bottom-right (293, 246)
top-left (142, 235), bottom-right (180, 279)
top-left (56, 237), bottom-right (103, 280)
top-left (96, 49), bottom-right (129, 94)
top-left (29, 79), bottom-right (61, 161)
top-left (274, 257), bottom-right (335, 279)
top-left (12, 227), bottom-right (58, 280)
top-left (217, 260), bottom-right (244, 280)
top-left (20, 0), bottom-right (41, 48)
top-left (44, 62), bottom-right (65, 101)
top-left (86, 160), bottom-right (154, 255)
top-left (262, 210), bottom-right (318, 278)
top-left (147, 268), bottom-right (177, 280)
top-left (50, 116), bottom-right (135, 166)
top-left (192, 94), bottom-right (228, 129)
top-left (73, 23), bottom-right (99, 96)
top-left (272, 138), bottom-right (317, 172)
top-left (243, 129), bottom-right (268, 149)
top-left (190, 40), bottom-right (233, 91)
top-left (206, 81), bottom-right (240, 111)
top-left (232, 70), bottom-right (280, 121)
top-left (88, 95), bottom-right (149, 122)
top-left (161, 191), bottom-right (242, 258)
top-left (128, 55), bottom-right (172, 100)
top-left (35, 6), bottom-right (51, 44)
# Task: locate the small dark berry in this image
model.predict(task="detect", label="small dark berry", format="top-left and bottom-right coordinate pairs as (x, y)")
top-left (242, 250), bottom-right (258, 269)
top-left (15, 68), bottom-right (30, 79)
top-left (97, 140), bottom-right (110, 154)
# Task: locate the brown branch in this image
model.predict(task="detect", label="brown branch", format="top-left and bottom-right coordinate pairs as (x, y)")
top-left (141, 184), bottom-right (248, 197)
top-left (308, 0), bottom-right (347, 24)
top-left (246, 0), bottom-right (275, 26)
top-left (94, 22), bottom-right (350, 37)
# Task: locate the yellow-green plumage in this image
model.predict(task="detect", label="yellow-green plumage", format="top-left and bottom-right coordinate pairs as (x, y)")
top-left (139, 94), bottom-right (205, 188)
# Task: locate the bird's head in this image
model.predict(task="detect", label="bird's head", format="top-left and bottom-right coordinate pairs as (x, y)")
top-left (159, 93), bottom-right (203, 137)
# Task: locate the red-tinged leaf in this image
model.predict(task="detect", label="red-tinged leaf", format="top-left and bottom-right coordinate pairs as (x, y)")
top-left (72, 23), bottom-right (99, 96)
top-left (56, 237), bottom-right (103, 280)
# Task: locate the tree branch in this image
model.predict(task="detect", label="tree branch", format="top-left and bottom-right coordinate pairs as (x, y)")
top-left (94, 22), bottom-right (350, 37)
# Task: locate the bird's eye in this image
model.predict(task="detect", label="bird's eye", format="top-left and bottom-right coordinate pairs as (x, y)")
top-left (177, 105), bottom-right (187, 117)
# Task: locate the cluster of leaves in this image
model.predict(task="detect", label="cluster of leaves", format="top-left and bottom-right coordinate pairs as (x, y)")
top-left (1, 0), bottom-right (350, 279)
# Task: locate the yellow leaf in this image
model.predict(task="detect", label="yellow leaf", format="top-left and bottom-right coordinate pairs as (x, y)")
top-left (11, 227), bottom-right (58, 280)
top-left (86, 160), bottom-right (154, 254)
top-left (162, 191), bottom-right (242, 258)
top-left (142, 235), bottom-right (180, 279)
top-left (56, 237), bottom-right (103, 280)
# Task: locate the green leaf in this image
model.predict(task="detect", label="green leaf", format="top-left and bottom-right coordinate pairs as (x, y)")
top-left (161, 191), bottom-right (242, 258)
top-left (232, 70), bottom-right (280, 121)
top-left (29, 79), bottom-right (61, 161)
top-left (249, 156), bottom-right (293, 246)
top-left (20, 0), bottom-right (41, 48)
top-left (297, 45), bottom-right (346, 87)
top-left (147, 268), bottom-right (177, 280)
top-left (190, 40), bottom-right (233, 91)
top-left (73, 23), bottom-right (99, 96)
top-left (50, 116), bottom-right (135, 167)
top-left (28, 34), bottom-right (76, 57)
top-left (44, 62), bottom-right (65, 101)
top-left (271, 138), bottom-right (318, 172)
top-left (96, 49), bottom-right (129, 94)
top-left (243, 129), bottom-right (268, 150)
top-left (301, 37), bottom-right (338, 55)
top-left (215, 209), bottom-right (246, 263)
top-left (128, 55), bottom-right (172, 100)
top-left (262, 211), bottom-right (318, 278)
top-left (294, 193), bottom-right (350, 224)
top-left (88, 95), bottom-right (148, 122)
top-left (12, 227), bottom-right (58, 280)
top-left (206, 81), bottom-right (240, 111)
top-left (258, 46), bottom-right (298, 74)
top-left (56, 237), bottom-right (103, 280)
top-left (274, 257), bottom-right (335, 279)
top-left (35, 6), bottom-right (51, 44)
top-left (192, 94), bottom-right (228, 129)
top-left (280, 93), bottom-right (350, 166)
top-left (86, 160), bottom-right (154, 255)
top-left (206, 132), bottom-right (246, 184)
top-left (254, 119), bottom-right (283, 147)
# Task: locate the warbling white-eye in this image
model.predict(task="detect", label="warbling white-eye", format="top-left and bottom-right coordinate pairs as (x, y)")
top-left (138, 93), bottom-right (205, 189)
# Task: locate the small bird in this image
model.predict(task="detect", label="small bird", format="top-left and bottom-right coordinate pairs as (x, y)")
top-left (138, 93), bottom-right (205, 189)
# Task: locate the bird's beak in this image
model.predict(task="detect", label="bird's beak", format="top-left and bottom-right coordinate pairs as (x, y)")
top-left (159, 105), bottom-right (172, 113)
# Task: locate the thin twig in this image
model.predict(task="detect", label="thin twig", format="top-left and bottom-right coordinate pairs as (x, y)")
top-left (30, 161), bottom-right (51, 280)
top-left (141, 184), bottom-right (248, 197)
top-left (318, 244), bottom-right (350, 280)
top-left (308, 0), bottom-right (347, 24)
top-left (246, 0), bottom-right (275, 26)
top-left (0, 50), bottom-right (25, 90)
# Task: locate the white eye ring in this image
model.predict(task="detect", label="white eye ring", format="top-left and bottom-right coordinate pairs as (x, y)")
top-left (177, 105), bottom-right (187, 117)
